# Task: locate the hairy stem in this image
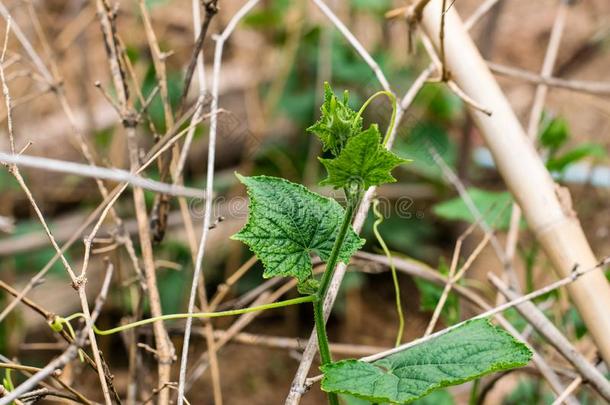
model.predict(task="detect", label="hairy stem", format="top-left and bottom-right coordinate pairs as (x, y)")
top-left (314, 195), bottom-right (359, 405)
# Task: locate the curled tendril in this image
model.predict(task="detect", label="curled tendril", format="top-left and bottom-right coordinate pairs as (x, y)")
top-left (48, 316), bottom-right (85, 362)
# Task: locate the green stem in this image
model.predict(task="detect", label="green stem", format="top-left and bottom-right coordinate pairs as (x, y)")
top-left (314, 194), bottom-right (359, 405)
top-left (469, 378), bottom-right (480, 405)
top-left (373, 199), bottom-right (404, 347)
top-left (59, 295), bottom-right (315, 336)
top-left (354, 90), bottom-right (397, 146)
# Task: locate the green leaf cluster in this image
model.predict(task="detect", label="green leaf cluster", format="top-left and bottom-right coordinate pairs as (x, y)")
top-left (308, 82), bottom-right (363, 156)
top-left (539, 115), bottom-right (608, 174)
top-left (321, 319), bottom-right (532, 404)
top-left (319, 125), bottom-right (408, 189)
top-left (309, 83), bottom-right (407, 190)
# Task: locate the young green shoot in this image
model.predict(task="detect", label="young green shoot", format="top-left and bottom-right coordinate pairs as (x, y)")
top-left (233, 83), bottom-right (404, 405)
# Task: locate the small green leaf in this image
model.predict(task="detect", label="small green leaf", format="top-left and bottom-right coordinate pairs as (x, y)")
top-left (539, 117), bottom-right (569, 152)
top-left (319, 124), bottom-right (409, 189)
top-left (308, 82), bottom-right (362, 156)
top-left (321, 319), bottom-right (532, 404)
top-left (433, 188), bottom-right (514, 230)
top-left (546, 143), bottom-right (607, 173)
top-left (350, 0), bottom-right (392, 13)
top-left (232, 175), bottom-right (364, 283)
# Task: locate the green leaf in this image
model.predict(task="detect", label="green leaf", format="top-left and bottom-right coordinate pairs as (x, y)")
top-left (350, 0), bottom-right (392, 13)
top-left (546, 143), bottom-right (607, 173)
top-left (319, 125), bottom-right (408, 189)
top-left (321, 319), bottom-right (532, 404)
top-left (232, 174), bottom-right (364, 284)
top-left (432, 188), bottom-right (514, 230)
top-left (308, 82), bottom-right (362, 156)
top-left (411, 389), bottom-right (455, 405)
top-left (539, 117), bottom-right (569, 152)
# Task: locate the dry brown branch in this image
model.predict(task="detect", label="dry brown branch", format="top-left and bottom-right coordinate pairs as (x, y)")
top-left (552, 377), bottom-right (583, 405)
top-left (0, 22), bottom-right (112, 402)
top-left (208, 256), bottom-right (259, 311)
top-left (428, 146), bottom-right (521, 290)
top-left (0, 151), bottom-right (206, 198)
top-left (178, 0), bottom-right (219, 114)
top-left (0, 362), bottom-right (92, 404)
top-left (95, 1), bottom-right (175, 400)
top-left (425, 226), bottom-right (494, 335)
top-left (0, 261), bottom-right (114, 404)
top-left (487, 61), bottom-right (610, 96)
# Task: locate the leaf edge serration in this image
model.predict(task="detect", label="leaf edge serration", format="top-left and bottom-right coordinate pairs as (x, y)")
top-left (231, 173), bottom-right (365, 283)
top-left (320, 318), bottom-right (533, 404)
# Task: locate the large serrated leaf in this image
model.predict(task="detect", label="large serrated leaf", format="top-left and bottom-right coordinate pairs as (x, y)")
top-left (321, 319), bottom-right (532, 404)
top-left (319, 124), bottom-right (408, 189)
top-left (232, 175), bottom-right (364, 283)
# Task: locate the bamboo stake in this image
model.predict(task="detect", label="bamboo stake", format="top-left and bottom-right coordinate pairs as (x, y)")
top-left (420, 0), bottom-right (610, 364)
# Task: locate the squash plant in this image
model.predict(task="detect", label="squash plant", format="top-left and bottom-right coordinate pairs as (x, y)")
top-left (232, 83), bottom-right (532, 404)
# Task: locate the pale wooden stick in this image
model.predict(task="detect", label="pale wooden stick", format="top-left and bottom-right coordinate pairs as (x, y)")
top-left (421, 0), bottom-right (610, 365)
top-left (490, 274), bottom-right (610, 402)
top-left (551, 377), bottom-right (583, 405)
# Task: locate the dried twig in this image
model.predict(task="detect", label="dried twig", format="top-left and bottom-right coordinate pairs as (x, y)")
top-left (0, 262), bottom-right (114, 405)
top-left (551, 377), bottom-right (583, 405)
top-left (177, 2), bottom-right (262, 404)
top-left (95, 1), bottom-right (175, 400)
top-left (490, 274), bottom-right (610, 402)
top-left (0, 151), bottom-right (206, 198)
top-left (487, 61), bottom-right (610, 96)
top-left (428, 146), bottom-right (521, 290)
top-left (0, 362), bottom-right (92, 404)
top-left (174, 1), bottom-right (223, 403)
top-left (311, 0), bottom-right (391, 91)
top-left (178, 0), bottom-right (219, 114)
top-left (425, 225), bottom-right (494, 335)
top-left (0, 22), bottom-right (111, 402)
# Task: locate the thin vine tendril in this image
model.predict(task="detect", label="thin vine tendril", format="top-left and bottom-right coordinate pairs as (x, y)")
top-left (373, 198), bottom-right (405, 347)
top-left (354, 90), bottom-right (397, 146)
top-left (50, 295), bottom-right (316, 336)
